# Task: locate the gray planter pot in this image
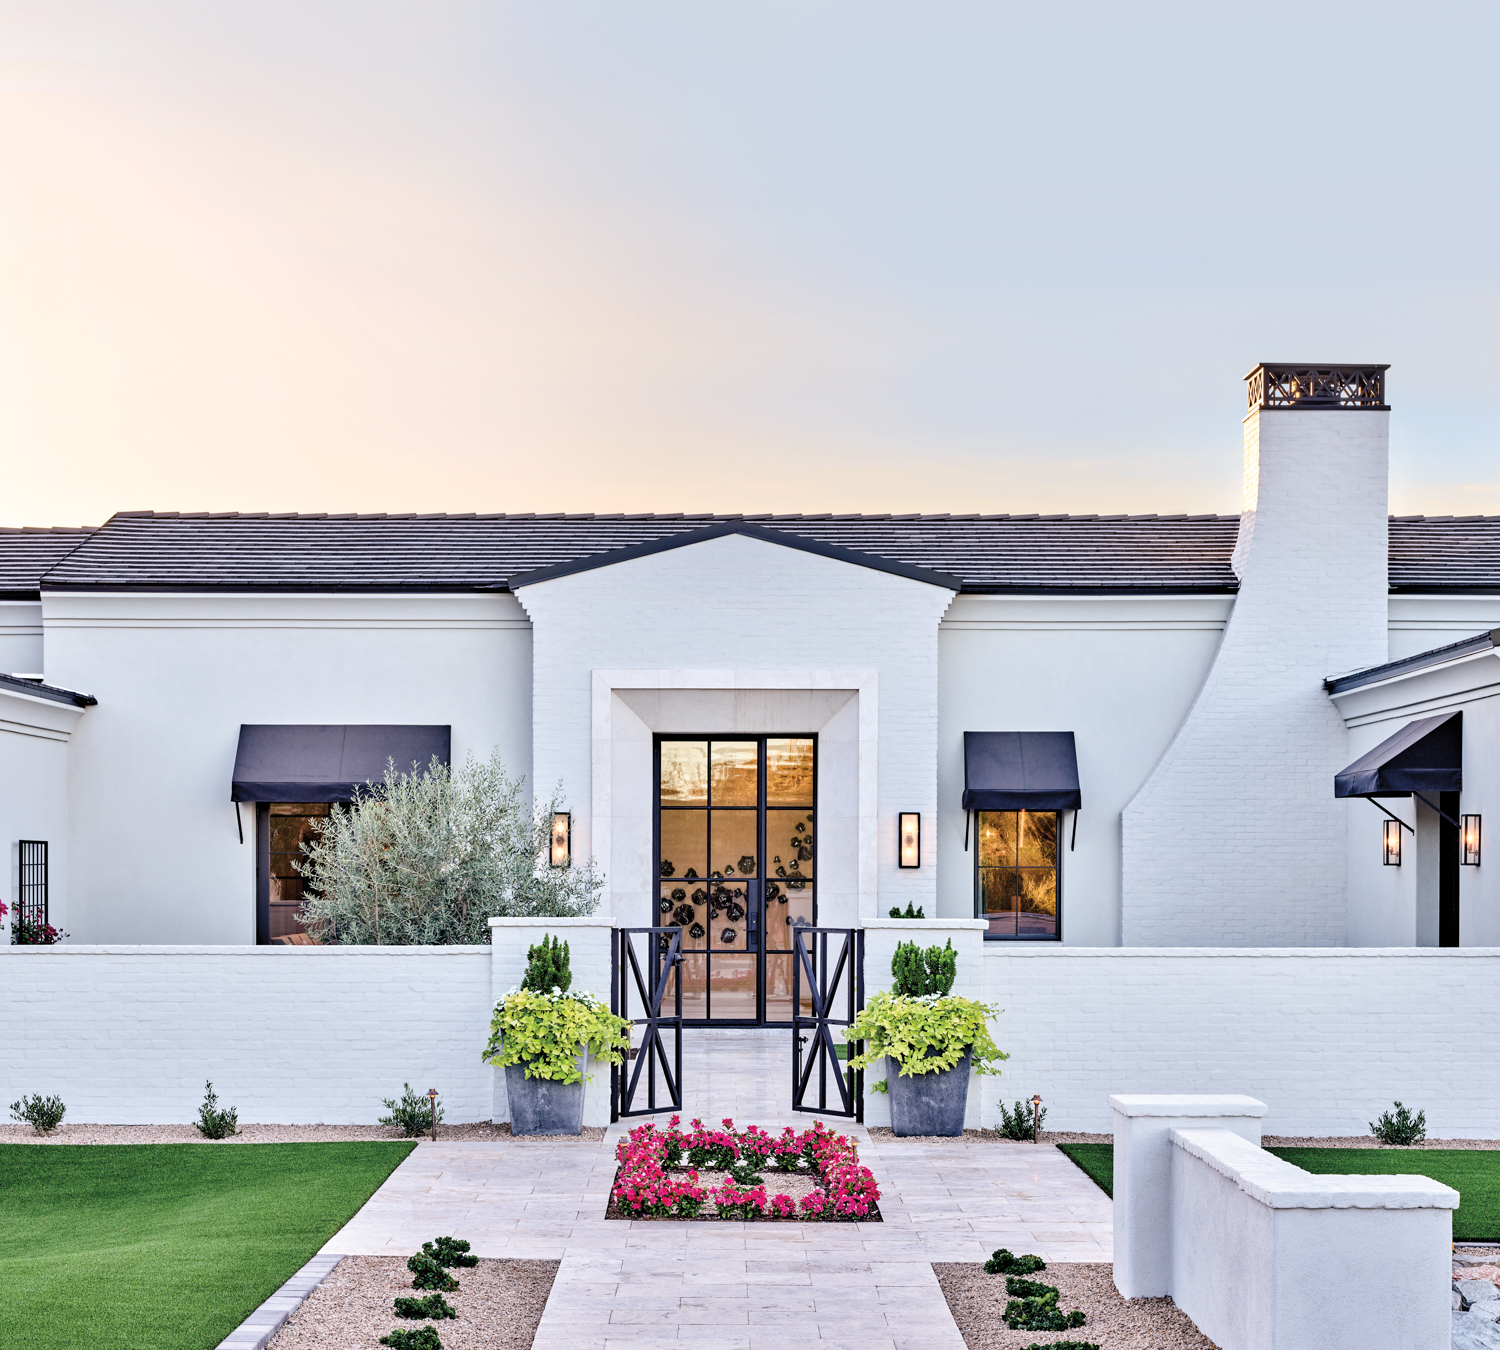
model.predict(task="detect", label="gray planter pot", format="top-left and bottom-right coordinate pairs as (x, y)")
top-left (886, 1049), bottom-right (972, 1137)
top-left (505, 1060), bottom-right (585, 1136)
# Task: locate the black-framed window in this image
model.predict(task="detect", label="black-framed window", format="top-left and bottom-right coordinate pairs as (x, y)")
top-left (976, 809), bottom-right (1060, 940)
top-left (655, 735), bottom-right (816, 1023)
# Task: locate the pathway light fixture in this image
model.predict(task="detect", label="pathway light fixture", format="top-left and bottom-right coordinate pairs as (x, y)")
top-left (1030, 1094), bottom-right (1043, 1144)
top-left (427, 1088), bottom-right (439, 1141)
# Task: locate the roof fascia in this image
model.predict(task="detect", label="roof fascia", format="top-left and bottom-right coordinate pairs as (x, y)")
top-left (0, 673), bottom-right (97, 707)
top-left (1326, 629), bottom-right (1500, 695)
top-left (506, 520), bottom-right (963, 590)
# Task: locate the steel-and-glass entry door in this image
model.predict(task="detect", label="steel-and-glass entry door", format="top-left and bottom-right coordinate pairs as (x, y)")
top-left (656, 736), bottom-right (816, 1024)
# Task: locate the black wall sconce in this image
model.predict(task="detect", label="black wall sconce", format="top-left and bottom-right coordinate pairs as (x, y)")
top-left (550, 812), bottom-right (571, 868)
top-left (1383, 819), bottom-right (1402, 866)
top-left (899, 813), bottom-right (920, 869)
top-left (1462, 815), bottom-right (1482, 867)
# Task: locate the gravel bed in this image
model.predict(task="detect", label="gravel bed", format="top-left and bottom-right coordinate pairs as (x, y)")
top-left (270, 1256), bottom-right (558, 1350)
top-left (0, 1122), bottom-right (604, 1145)
top-left (936, 1262), bottom-right (1213, 1350)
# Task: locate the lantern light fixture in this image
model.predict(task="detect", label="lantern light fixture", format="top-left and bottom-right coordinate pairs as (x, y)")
top-left (550, 812), bottom-right (572, 868)
top-left (1382, 819), bottom-right (1402, 866)
top-left (1462, 814), bottom-right (1482, 867)
top-left (898, 813), bottom-right (920, 869)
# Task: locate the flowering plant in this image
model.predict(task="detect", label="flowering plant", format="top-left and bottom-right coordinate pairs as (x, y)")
top-left (482, 987), bottom-right (629, 1083)
top-left (13, 915), bottom-right (66, 945)
top-left (845, 989), bottom-right (1006, 1092)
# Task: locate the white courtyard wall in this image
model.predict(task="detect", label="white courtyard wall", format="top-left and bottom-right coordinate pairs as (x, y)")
top-left (0, 599), bottom-right (44, 674)
top-left (0, 945), bottom-right (496, 1122)
top-left (516, 533), bottom-right (955, 925)
top-left (41, 592), bottom-right (534, 944)
top-left (0, 686), bottom-right (86, 943)
top-left (1122, 409), bottom-right (1391, 945)
top-left (1331, 646), bottom-right (1500, 947)
top-left (937, 594), bottom-right (1230, 943)
top-left (980, 946), bottom-right (1500, 1135)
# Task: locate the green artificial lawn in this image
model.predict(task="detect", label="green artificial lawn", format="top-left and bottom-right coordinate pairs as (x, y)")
top-left (1055, 1141), bottom-right (1500, 1242)
top-left (0, 1142), bottom-right (415, 1350)
top-left (1269, 1148), bottom-right (1500, 1243)
top-left (1056, 1142), bottom-right (1114, 1197)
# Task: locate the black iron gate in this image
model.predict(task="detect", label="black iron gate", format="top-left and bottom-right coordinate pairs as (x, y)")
top-left (612, 926), bottom-right (684, 1120)
top-left (792, 926), bottom-right (864, 1119)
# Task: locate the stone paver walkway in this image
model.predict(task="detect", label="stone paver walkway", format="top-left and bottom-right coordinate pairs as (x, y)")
top-left (323, 1030), bottom-right (1112, 1349)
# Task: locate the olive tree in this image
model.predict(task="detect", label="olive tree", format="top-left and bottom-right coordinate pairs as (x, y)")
top-left (297, 749), bottom-right (603, 944)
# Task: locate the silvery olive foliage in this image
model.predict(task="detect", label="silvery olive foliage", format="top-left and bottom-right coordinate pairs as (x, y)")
top-left (297, 749), bottom-right (603, 945)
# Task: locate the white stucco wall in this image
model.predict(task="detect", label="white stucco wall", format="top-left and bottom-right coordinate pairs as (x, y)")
top-left (1331, 645), bottom-right (1500, 947)
top-left (981, 947), bottom-right (1500, 1135)
top-left (0, 600), bottom-right (44, 674)
top-left (938, 594), bottom-right (1231, 943)
top-left (515, 533), bottom-right (956, 926)
top-left (1387, 595), bottom-right (1500, 660)
top-left (1122, 409), bottom-right (1391, 945)
top-left (0, 945), bottom-right (496, 1122)
top-left (42, 592), bottom-right (533, 943)
top-left (0, 686), bottom-right (86, 942)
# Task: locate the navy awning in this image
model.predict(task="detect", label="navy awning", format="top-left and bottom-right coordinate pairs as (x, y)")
top-left (231, 724), bottom-right (450, 802)
top-left (1334, 711), bottom-right (1462, 799)
top-left (962, 731), bottom-right (1081, 811)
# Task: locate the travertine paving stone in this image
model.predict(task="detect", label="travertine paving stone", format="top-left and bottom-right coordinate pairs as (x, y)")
top-left (324, 1030), bottom-right (1112, 1349)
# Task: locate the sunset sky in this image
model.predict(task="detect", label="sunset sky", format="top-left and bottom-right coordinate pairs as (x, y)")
top-left (2, 2), bottom-right (1497, 528)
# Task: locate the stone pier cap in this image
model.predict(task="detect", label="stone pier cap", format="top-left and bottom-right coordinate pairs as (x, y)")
top-left (1170, 1128), bottom-right (1459, 1210)
top-left (1109, 1093), bottom-right (1268, 1118)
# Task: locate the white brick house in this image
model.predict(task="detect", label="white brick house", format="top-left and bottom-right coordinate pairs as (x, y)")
top-left (4, 361), bottom-right (1500, 1004)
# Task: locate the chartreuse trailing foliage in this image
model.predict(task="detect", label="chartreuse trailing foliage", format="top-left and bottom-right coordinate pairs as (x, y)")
top-left (890, 939), bottom-right (956, 996)
top-left (482, 988), bottom-right (630, 1083)
top-left (846, 989), bottom-right (1006, 1092)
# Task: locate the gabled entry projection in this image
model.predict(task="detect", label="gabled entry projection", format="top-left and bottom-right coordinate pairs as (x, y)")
top-left (656, 736), bottom-right (816, 1025)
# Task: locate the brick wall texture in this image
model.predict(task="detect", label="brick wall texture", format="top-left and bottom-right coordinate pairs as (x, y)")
top-left (1121, 409), bottom-right (1390, 945)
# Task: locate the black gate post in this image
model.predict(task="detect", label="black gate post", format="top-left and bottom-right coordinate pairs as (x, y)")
top-left (791, 926), bottom-right (863, 1120)
top-left (615, 926), bottom-right (685, 1118)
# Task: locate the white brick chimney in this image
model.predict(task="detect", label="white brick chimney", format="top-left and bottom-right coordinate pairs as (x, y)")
top-left (1121, 365), bottom-right (1390, 945)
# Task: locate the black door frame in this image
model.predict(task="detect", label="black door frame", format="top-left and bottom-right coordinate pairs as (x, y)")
top-left (653, 733), bottom-right (818, 1026)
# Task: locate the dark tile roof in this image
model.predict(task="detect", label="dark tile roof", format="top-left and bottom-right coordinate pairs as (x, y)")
top-left (33, 510), bottom-right (1242, 593)
top-left (0, 526), bottom-right (95, 600)
top-left (1388, 515), bottom-right (1500, 591)
top-left (16, 510), bottom-right (1500, 595)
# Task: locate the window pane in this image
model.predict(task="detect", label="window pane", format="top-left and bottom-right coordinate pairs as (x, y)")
top-left (678, 953), bottom-right (708, 1019)
top-left (978, 812), bottom-right (1018, 867)
top-left (765, 882), bottom-right (814, 950)
top-left (709, 879), bottom-right (750, 948)
top-left (767, 809), bottom-right (814, 882)
top-left (1018, 810), bottom-right (1058, 867)
top-left (660, 741), bottom-right (708, 805)
top-left (981, 867), bottom-right (1017, 917)
top-left (710, 741), bottom-right (759, 806)
top-left (709, 954), bottom-right (757, 1020)
top-left (764, 952), bottom-right (813, 1023)
top-left (660, 884), bottom-right (707, 948)
top-left (659, 810), bottom-right (707, 881)
top-left (709, 810), bottom-right (757, 878)
top-left (1018, 868), bottom-right (1057, 937)
top-left (766, 738), bottom-right (815, 806)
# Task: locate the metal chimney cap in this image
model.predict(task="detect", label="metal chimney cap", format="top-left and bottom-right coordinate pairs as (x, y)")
top-left (1244, 363), bottom-right (1390, 413)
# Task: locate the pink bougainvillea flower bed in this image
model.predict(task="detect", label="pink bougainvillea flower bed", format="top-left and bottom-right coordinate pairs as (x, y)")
top-left (606, 1116), bottom-right (881, 1222)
